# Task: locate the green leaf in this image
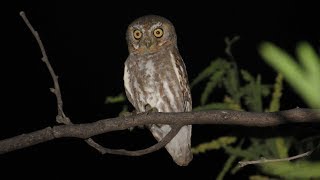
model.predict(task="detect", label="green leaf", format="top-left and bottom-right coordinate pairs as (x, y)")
top-left (274, 138), bottom-right (289, 158)
top-left (192, 136), bottom-right (237, 154)
top-left (260, 161), bottom-right (320, 179)
top-left (260, 42), bottom-right (320, 108)
top-left (193, 102), bottom-right (242, 111)
top-left (105, 93), bottom-right (126, 104)
top-left (223, 66), bottom-right (241, 103)
top-left (266, 73), bottom-right (283, 112)
top-left (191, 58), bottom-right (231, 88)
top-left (191, 58), bottom-right (222, 88)
top-left (261, 84), bottom-right (271, 97)
top-left (223, 145), bottom-right (257, 159)
top-left (216, 155), bottom-right (237, 180)
top-left (240, 71), bottom-right (264, 112)
top-left (240, 69), bottom-right (254, 82)
top-left (249, 175), bottom-right (270, 180)
top-left (297, 42), bottom-right (320, 81)
top-left (217, 139), bottom-right (244, 180)
top-left (200, 70), bottom-right (225, 105)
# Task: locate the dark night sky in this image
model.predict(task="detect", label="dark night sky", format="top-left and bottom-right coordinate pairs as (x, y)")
top-left (2, 1), bottom-right (319, 179)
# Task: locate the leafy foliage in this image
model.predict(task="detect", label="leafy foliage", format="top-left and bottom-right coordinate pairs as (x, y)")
top-left (192, 136), bottom-right (237, 154)
top-left (105, 38), bottom-right (320, 179)
top-left (105, 93), bottom-right (126, 104)
top-left (189, 38), bottom-right (319, 179)
top-left (260, 42), bottom-right (320, 108)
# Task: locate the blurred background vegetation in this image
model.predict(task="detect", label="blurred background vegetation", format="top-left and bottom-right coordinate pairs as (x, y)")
top-left (105, 37), bottom-right (320, 179)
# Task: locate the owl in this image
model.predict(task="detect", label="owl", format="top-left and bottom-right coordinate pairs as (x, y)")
top-left (123, 15), bottom-right (192, 166)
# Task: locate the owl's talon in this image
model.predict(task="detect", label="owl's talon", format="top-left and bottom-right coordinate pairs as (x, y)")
top-left (119, 110), bottom-right (140, 131)
top-left (145, 104), bottom-right (158, 115)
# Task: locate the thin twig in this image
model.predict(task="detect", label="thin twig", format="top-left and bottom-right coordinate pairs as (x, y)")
top-left (86, 125), bottom-right (182, 156)
top-left (19, 11), bottom-right (68, 124)
top-left (19, 11), bottom-right (177, 156)
top-left (10, 11), bottom-right (320, 161)
top-left (224, 36), bottom-right (240, 61)
top-left (238, 150), bottom-right (313, 167)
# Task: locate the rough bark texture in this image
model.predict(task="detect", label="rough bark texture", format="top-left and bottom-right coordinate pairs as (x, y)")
top-left (1, 108), bottom-right (319, 154)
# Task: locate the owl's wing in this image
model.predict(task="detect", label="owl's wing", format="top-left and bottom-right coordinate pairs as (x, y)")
top-left (170, 51), bottom-right (192, 112)
top-left (123, 62), bottom-right (136, 109)
top-left (149, 51), bottom-right (193, 166)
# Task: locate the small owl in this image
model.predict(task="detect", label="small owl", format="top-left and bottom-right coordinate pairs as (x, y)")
top-left (123, 15), bottom-right (192, 166)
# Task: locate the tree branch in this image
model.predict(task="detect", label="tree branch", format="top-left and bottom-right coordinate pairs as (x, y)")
top-left (7, 11), bottom-right (319, 161)
top-left (1, 108), bottom-right (319, 154)
top-left (238, 150), bottom-right (313, 167)
top-left (19, 11), bottom-right (180, 156)
top-left (20, 11), bottom-right (68, 124)
top-left (87, 125), bottom-right (182, 156)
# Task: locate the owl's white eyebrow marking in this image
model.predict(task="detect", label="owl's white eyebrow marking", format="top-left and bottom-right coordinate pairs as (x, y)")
top-left (149, 22), bottom-right (162, 32)
top-left (132, 25), bottom-right (145, 33)
top-left (132, 24), bottom-right (143, 29)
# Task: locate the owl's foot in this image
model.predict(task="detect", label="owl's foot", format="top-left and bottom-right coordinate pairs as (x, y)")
top-left (145, 104), bottom-right (158, 114)
top-left (119, 110), bottom-right (140, 131)
top-left (144, 104), bottom-right (160, 129)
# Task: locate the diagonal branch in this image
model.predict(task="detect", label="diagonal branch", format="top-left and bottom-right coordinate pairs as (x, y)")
top-left (20, 11), bottom-right (68, 124)
top-left (1, 108), bottom-right (319, 154)
top-left (7, 11), bottom-right (319, 162)
top-left (238, 150), bottom-right (313, 167)
top-left (19, 11), bottom-right (175, 156)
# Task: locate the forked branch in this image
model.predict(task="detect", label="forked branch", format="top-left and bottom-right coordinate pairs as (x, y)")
top-left (2, 11), bottom-right (319, 164)
top-left (18, 11), bottom-right (180, 156)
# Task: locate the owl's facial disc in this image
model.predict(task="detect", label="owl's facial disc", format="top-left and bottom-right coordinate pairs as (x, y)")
top-left (127, 15), bottom-right (177, 54)
top-left (143, 37), bottom-right (152, 48)
top-left (138, 26), bottom-right (165, 51)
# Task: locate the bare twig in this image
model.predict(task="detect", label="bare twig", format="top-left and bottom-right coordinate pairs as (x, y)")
top-left (19, 11), bottom-right (68, 124)
top-left (238, 150), bottom-right (313, 167)
top-left (19, 11), bottom-right (178, 156)
top-left (8, 11), bottom-right (319, 161)
top-left (87, 125), bottom-right (182, 156)
top-left (225, 36), bottom-right (240, 61)
top-left (1, 108), bottom-right (319, 154)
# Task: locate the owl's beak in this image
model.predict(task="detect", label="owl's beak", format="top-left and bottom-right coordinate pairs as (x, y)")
top-left (143, 38), bottom-right (152, 48)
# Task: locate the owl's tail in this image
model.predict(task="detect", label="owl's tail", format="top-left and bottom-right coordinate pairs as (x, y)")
top-left (150, 124), bottom-right (193, 166)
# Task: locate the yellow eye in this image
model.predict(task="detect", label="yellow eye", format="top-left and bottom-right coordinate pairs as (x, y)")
top-left (153, 28), bottom-right (163, 38)
top-left (133, 30), bottom-right (142, 39)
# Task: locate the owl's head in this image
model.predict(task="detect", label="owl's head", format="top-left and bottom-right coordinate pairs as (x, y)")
top-left (126, 15), bottom-right (177, 54)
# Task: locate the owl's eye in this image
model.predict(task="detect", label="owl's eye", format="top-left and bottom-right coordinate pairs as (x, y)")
top-left (153, 28), bottom-right (163, 38)
top-left (133, 30), bottom-right (142, 40)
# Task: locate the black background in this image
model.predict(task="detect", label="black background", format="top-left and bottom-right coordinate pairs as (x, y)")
top-left (2, 1), bottom-right (319, 179)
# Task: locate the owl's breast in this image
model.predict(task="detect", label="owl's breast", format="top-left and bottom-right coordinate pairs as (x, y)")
top-left (125, 51), bottom-right (184, 112)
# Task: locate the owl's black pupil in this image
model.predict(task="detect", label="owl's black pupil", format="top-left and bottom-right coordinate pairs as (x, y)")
top-left (156, 31), bottom-right (160, 34)
top-left (136, 32), bottom-right (140, 36)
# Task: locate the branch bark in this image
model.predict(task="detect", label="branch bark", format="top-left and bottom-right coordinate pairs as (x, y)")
top-left (238, 150), bottom-right (313, 167)
top-left (1, 108), bottom-right (319, 154)
top-left (6, 11), bottom-right (319, 162)
top-left (19, 11), bottom-right (181, 156)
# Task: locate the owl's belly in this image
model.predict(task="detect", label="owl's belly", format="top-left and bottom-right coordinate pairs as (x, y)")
top-left (134, 76), bottom-right (167, 112)
top-left (125, 51), bottom-right (185, 113)
top-left (133, 69), bottom-right (183, 112)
